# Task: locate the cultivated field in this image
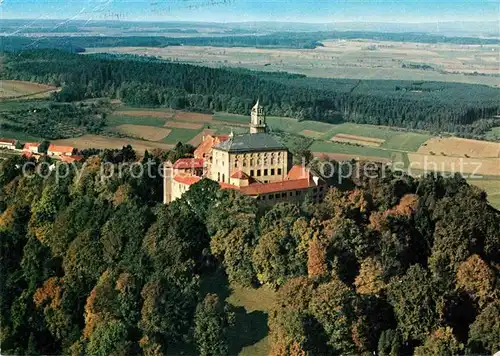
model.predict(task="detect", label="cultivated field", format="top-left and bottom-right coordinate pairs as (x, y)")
top-left (301, 130), bottom-right (324, 139)
top-left (331, 133), bottom-right (385, 147)
top-left (164, 121), bottom-right (204, 130)
top-left (52, 134), bottom-right (175, 152)
top-left (116, 109), bottom-right (175, 119)
top-left (114, 124), bottom-right (172, 141)
top-left (86, 41), bottom-right (500, 86)
top-left (418, 137), bottom-right (500, 158)
top-left (0, 80), bottom-right (58, 99)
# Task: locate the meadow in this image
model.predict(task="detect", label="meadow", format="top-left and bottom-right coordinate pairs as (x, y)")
top-left (0, 80), bottom-right (58, 100)
top-left (85, 40), bottom-right (500, 87)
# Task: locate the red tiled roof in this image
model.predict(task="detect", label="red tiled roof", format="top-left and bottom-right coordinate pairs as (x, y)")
top-left (23, 142), bottom-right (40, 151)
top-left (286, 165), bottom-right (310, 180)
top-left (231, 170), bottom-right (250, 179)
top-left (173, 158), bottom-right (204, 169)
top-left (0, 138), bottom-right (17, 145)
top-left (219, 182), bottom-right (239, 190)
top-left (240, 178), bottom-right (316, 196)
top-left (48, 144), bottom-right (74, 154)
top-left (174, 175), bottom-right (201, 185)
top-left (60, 155), bottom-right (84, 163)
top-left (194, 134), bottom-right (230, 159)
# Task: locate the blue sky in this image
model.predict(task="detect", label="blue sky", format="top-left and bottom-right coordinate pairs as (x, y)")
top-left (1, 0), bottom-right (499, 23)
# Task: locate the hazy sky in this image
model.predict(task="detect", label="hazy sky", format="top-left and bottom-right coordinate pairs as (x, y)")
top-left (1, 0), bottom-right (499, 23)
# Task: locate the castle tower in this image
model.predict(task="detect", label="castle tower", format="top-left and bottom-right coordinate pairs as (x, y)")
top-left (250, 100), bottom-right (266, 134)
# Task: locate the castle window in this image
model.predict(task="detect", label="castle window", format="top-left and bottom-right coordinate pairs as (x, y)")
top-left (218, 172), bottom-right (220, 181)
top-left (278, 168), bottom-right (282, 175)
top-left (250, 170), bottom-right (254, 176)
top-left (264, 169), bottom-right (268, 176)
top-left (271, 169), bottom-right (275, 175)
top-left (257, 170), bottom-right (261, 176)
top-left (222, 174), bottom-right (225, 182)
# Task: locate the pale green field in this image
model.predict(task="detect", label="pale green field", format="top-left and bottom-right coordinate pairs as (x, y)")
top-left (485, 126), bottom-right (500, 141)
top-left (467, 176), bottom-right (500, 210)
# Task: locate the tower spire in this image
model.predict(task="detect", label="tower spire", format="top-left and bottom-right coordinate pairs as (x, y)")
top-left (250, 99), bottom-right (266, 134)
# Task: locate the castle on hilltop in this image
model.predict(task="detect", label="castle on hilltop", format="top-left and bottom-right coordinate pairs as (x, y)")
top-left (163, 101), bottom-right (327, 205)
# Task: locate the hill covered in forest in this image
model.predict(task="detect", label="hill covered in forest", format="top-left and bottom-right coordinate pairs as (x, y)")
top-left (0, 148), bottom-right (499, 355)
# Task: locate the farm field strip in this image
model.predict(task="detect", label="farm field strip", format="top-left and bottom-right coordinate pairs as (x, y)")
top-left (164, 121), bottom-right (204, 130)
top-left (114, 124), bottom-right (172, 141)
top-left (331, 133), bottom-right (385, 147)
top-left (0, 80), bottom-right (58, 99)
top-left (52, 134), bottom-right (175, 152)
top-left (85, 42), bottom-right (500, 86)
top-left (418, 137), bottom-right (500, 158)
top-left (300, 129), bottom-right (324, 139)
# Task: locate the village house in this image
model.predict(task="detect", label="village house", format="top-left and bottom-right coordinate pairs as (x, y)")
top-left (0, 138), bottom-right (18, 150)
top-left (164, 101), bottom-right (327, 205)
top-left (23, 142), bottom-right (40, 154)
top-left (47, 144), bottom-right (74, 157)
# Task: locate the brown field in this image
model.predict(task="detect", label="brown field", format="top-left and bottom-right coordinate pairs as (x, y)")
top-left (0, 80), bottom-right (58, 99)
top-left (86, 41), bottom-right (500, 86)
top-left (407, 153), bottom-right (500, 176)
top-left (312, 152), bottom-right (392, 163)
top-left (418, 137), bottom-right (500, 158)
top-left (114, 124), bottom-right (172, 141)
top-left (188, 129), bottom-right (217, 146)
top-left (301, 130), bottom-right (324, 139)
top-left (331, 133), bottom-right (385, 147)
top-left (174, 111), bottom-right (213, 122)
top-left (164, 121), bottom-right (204, 130)
top-left (53, 134), bottom-right (175, 152)
top-left (116, 110), bottom-right (175, 119)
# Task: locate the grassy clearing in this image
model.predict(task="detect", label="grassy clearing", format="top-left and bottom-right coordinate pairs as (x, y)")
top-left (161, 128), bottom-right (202, 144)
top-left (0, 130), bottom-right (42, 142)
top-left (383, 132), bottom-right (431, 151)
top-left (106, 114), bottom-right (167, 127)
top-left (467, 176), bottom-right (500, 210)
top-left (0, 80), bottom-right (57, 99)
top-left (199, 270), bottom-right (275, 356)
top-left (213, 112), bottom-right (250, 124)
top-left (485, 126), bottom-right (500, 141)
top-left (310, 141), bottom-right (395, 159)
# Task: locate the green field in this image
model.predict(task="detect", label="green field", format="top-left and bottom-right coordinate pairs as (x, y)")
top-left (106, 114), bottom-right (168, 127)
top-left (199, 270), bottom-right (275, 356)
top-left (485, 126), bottom-right (500, 141)
top-left (0, 129), bottom-right (42, 142)
top-left (467, 176), bottom-right (500, 210)
top-left (161, 128), bottom-right (201, 144)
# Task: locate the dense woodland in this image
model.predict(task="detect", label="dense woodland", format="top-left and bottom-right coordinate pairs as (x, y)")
top-left (1, 50), bottom-right (499, 138)
top-left (0, 144), bottom-right (499, 355)
top-left (3, 30), bottom-right (500, 53)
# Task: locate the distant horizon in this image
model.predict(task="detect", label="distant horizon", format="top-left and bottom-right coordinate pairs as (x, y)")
top-left (2, 18), bottom-right (499, 25)
top-left (1, 0), bottom-right (499, 24)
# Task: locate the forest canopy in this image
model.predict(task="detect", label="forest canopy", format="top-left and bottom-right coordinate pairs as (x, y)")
top-left (0, 148), bottom-right (498, 355)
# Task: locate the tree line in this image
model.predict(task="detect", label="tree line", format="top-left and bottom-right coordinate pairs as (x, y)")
top-left (0, 146), bottom-right (498, 355)
top-left (3, 29), bottom-right (500, 53)
top-left (2, 50), bottom-right (499, 139)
